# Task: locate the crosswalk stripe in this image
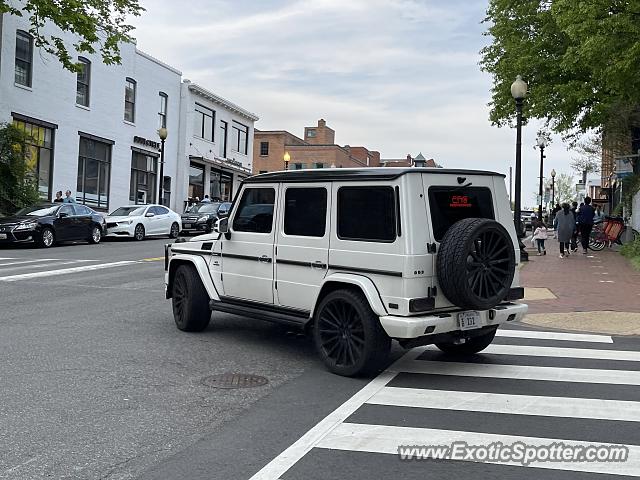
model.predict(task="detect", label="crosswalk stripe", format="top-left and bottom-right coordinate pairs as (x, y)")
top-left (367, 386), bottom-right (640, 422)
top-left (395, 360), bottom-right (640, 385)
top-left (464, 344), bottom-right (640, 362)
top-left (317, 423), bottom-right (640, 476)
top-left (496, 330), bottom-right (612, 343)
top-left (0, 260), bottom-right (138, 281)
top-left (0, 260), bottom-right (89, 273)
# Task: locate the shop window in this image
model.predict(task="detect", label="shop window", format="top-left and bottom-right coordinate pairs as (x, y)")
top-left (77, 135), bottom-right (112, 209)
top-left (12, 118), bottom-right (54, 200)
top-left (129, 151), bottom-right (158, 204)
top-left (188, 162), bottom-right (204, 201)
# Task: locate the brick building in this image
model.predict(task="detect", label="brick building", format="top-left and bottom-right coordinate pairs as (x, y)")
top-left (380, 152), bottom-right (440, 168)
top-left (253, 119), bottom-right (380, 173)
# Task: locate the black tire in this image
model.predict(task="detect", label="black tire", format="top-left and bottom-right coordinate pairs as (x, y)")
top-left (134, 224), bottom-right (145, 241)
top-left (36, 227), bottom-right (55, 248)
top-left (437, 218), bottom-right (516, 310)
top-left (169, 222), bottom-right (180, 239)
top-left (88, 225), bottom-right (102, 244)
top-left (172, 264), bottom-right (211, 332)
top-left (314, 289), bottom-right (390, 377)
top-left (436, 328), bottom-right (497, 354)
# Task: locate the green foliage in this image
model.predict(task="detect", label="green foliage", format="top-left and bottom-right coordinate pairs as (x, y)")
top-left (621, 234), bottom-right (640, 271)
top-left (0, 123), bottom-right (40, 215)
top-left (0, 0), bottom-right (144, 71)
top-left (480, 1), bottom-right (640, 139)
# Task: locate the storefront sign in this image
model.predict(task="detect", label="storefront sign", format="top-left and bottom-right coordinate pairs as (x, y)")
top-left (225, 157), bottom-right (243, 169)
top-left (134, 136), bottom-right (160, 150)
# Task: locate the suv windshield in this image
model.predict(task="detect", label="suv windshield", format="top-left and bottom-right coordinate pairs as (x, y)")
top-left (428, 186), bottom-right (495, 241)
top-left (188, 203), bottom-right (220, 214)
top-left (110, 206), bottom-right (147, 217)
top-left (15, 205), bottom-right (59, 217)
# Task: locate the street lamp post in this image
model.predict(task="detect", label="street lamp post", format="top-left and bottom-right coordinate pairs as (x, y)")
top-left (158, 127), bottom-right (168, 205)
top-left (283, 151), bottom-right (290, 170)
top-left (510, 75), bottom-right (528, 261)
top-left (536, 133), bottom-right (548, 221)
top-left (551, 168), bottom-right (556, 206)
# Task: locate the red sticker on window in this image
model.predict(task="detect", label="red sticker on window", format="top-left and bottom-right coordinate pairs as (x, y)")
top-left (449, 195), bottom-right (472, 208)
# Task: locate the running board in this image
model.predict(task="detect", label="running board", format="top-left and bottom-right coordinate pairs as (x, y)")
top-left (209, 298), bottom-right (311, 328)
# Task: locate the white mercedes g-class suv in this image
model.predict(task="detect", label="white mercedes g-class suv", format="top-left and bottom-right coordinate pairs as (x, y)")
top-left (164, 168), bottom-right (527, 377)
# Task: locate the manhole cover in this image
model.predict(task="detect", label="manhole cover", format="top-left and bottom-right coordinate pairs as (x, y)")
top-left (201, 373), bottom-right (269, 389)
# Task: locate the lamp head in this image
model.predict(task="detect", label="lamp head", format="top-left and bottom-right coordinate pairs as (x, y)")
top-left (510, 75), bottom-right (528, 100)
top-left (158, 127), bottom-right (168, 140)
top-left (551, 168), bottom-right (556, 178)
top-left (283, 151), bottom-right (290, 163)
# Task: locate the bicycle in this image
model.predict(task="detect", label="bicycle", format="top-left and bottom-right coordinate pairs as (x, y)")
top-left (589, 216), bottom-right (639, 251)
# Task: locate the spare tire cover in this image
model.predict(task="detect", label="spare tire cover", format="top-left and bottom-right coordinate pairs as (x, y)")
top-left (436, 218), bottom-right (516, 310)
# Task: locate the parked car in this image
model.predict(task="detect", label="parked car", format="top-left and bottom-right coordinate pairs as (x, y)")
top-left (105, 204), bottom-right (181, 240)
top-left (180, 202), bottom-right (231, 234)
top-left (521, 210), bottom-right (535, 231)
top-left (0, 203), bottom-right (105, 248)
top-left (164, 168), bottom-right (527, 377)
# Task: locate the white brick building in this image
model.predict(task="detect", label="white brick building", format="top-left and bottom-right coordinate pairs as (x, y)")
top-left (0, 13), bottom-right (257, 213)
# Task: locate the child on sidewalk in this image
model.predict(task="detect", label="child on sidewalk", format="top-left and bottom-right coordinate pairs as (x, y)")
top-left (531, 220), bottom-right (548, 256)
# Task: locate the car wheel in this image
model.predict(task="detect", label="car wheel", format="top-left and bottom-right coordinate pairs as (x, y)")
top-left (437, 218), bottom-right (515, 310)
top-left (314, 289), bottom-right (391, 377)
top-left (134, 224), bottom-right (145, 241)
top-left (37, 227), bottom-right (55, 248)
top-left (169, 222), bottom-right (180, 239)
top-left (89, 225), bottom-right (102, 244)
top-left (172, 264), bottom-right (211, 332)
top-left (436, 328), bottom-right (497, 354)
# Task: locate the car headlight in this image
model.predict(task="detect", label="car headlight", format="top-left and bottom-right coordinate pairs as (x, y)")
top-left (14, 222), bottom-right (37, 231)
top-left (197, 216), bottom-right (208, 223)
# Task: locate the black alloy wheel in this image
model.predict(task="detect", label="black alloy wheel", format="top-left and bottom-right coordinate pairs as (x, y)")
top-left (169, 222), bottom-right (180, 239)
top-left (314, 289), bottom-right (390, 377)
top-left (466, 230), bottom-right (512, 300)
top-left (172, 264), bottom-right (211, 332)
top-left (134, 224), bottom-right (145, 241)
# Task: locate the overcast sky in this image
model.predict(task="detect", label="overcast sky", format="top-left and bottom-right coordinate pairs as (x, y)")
top-left (133, 0), bottom-right (582, 207)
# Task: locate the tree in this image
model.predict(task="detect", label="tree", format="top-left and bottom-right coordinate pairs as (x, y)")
top-left (570, 133), bottom-right (601, 184)
top-left (1, 0), bottom-right (144, 71)
top-left (553, 173), bottom-right (575, 206)
top-left (480, 1), bottom-right (640, 144)
top-left (0, 123), bottom-right (40, 214)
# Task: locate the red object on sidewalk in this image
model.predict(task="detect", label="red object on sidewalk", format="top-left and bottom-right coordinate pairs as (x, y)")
top-left (520, 244), bottom-right (640, 314)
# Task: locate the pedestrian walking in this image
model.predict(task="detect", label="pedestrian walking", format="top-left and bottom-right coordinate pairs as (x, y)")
top-left (556, 203), bottom-right (575, 258)
top-left (531, 220), bottom-right (548, 256)
top-left (53, 191), bottom-right (63, 203)
top-left (570, 201), bottom-right (579, 251)
top-left (63, 190), bottom-right (76, 203)
top-left (578, 196), bottom-right (596, 254)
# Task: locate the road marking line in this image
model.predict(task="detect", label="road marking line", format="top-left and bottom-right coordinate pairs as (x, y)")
top-left (463, 344), bottom-right (640, 362)
top-left (316, 423), bottom-right (640, 476)
top-left (0, 258), bottom-right (93, 267)
top-left (141, 257), bottom-right (164, 261)
top-left (367, 386), bottom-right (640, 422)
top-left (397, 360), bottom-right (640, 385)
top-left (496, 329), bottom-right (612, 343)
top-left (248, 347), bottom-right (427, 480)
top-left (0, 260), bottom-right (138, 281)
top-left (0, 260), bottom-right (91, 273)
top-left (599, 280), bottom-right (615, 283)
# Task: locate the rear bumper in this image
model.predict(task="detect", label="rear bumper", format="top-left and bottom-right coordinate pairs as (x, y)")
top-left (379, 302), bottom-right (528, 339)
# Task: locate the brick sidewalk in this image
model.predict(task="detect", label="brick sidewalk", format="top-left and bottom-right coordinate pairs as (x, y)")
top-left (520, 238), bottom-right (640, 315)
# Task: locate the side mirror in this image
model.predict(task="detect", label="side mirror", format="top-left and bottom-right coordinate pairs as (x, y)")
top-left (58, 212), bottom-right (69, 218)
top-left (145, 212), bottom-right (155, 218)
top-left (215, 217), bottom-right (229, 234)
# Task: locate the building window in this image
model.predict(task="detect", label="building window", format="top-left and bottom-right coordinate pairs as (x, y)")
top-left (260, 141), bottom-right (269, 156)
top-left (232, 121), bottom-right (248, 155)
top-left (306, 129), bottom-right (316, 138)
top-left (124, 78), bottom-right (136, 122)
top-left (188, 162), bottom-right (204, 201)
top-left (15, 30), bottom-right (33, 87)
top-left (209, 169), bottom-right (233, 202)
top-left (233, 188), bottom-right (275, 233)
top-left (315, 163), bottom-right (324, 169)
top-left (76, 57), bottom-right (91, 107)
top-left (337, 186), bottom-right (396, 242)
top-left (77, 136), bottom-right (111, 209)
top-left (293, 163), bottom-right (305, 170)
top-left (284, 188), bottom-right (327, 237)
top-left (219, 121), bottom-right (228, 157)
top-left (259, 170), bottom-right (268, 174)
top-left (194, 104), bottom-right (214, 141)
top-left (129, 151), bottom-right (158, 204)
top-left (158, 92), bottom-right (168, 128)
top-left (12, 118), bottom-right (54, 200)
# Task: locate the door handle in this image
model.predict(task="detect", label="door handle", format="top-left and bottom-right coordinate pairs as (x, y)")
top-left (258, 255), bottom-right (272, 263)
top-left (311, 261), bottom-right (327, 269)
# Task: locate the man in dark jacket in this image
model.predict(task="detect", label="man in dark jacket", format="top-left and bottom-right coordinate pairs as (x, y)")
top-left (578, 197), bottom-right (596, 254)
top-left (570, 201), bottom-right (579, 251)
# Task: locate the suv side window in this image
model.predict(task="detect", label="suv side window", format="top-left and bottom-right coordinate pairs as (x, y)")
top-left (233, 188), bottom-right (275, 233)
top-left (284, 187), bottom-right (327, 237)
top-left (428, 186), bottom-right (494, 241)
top-left (337, 186), bottom-right (396, 242)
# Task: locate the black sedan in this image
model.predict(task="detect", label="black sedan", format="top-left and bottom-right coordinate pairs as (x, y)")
top-left (181, 202), bottom-right (231, 234)
top-left (0, 203), bottom-right (106, 248)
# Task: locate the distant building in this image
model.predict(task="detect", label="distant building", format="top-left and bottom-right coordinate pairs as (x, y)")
top-left (380, 152), bottom-right (440, 168)
top-left (253, 119), bottom-right (380, 173)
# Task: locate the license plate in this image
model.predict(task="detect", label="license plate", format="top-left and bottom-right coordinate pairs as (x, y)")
top-left (458, 311), bottom-right (482, 330)
top-left (183, 223), bottom-right (191, 229)
top-left (0, 233), bottom-right (6, 239)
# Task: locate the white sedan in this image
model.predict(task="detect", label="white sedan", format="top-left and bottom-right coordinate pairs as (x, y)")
top-left (105, 205), bottom-right (181, 240)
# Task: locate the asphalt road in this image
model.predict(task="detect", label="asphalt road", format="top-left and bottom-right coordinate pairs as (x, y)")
top-left (1, 238), bottom-right (639, 479)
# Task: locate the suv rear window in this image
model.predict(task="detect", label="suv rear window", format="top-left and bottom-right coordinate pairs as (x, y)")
top-left (428, 186), bottom-right (494, 241)
top-left (337, 186), bottom-right (396, 242)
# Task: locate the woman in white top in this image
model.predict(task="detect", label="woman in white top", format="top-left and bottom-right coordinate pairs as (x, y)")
top-left (531, 220), bottom-right (549, 256)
